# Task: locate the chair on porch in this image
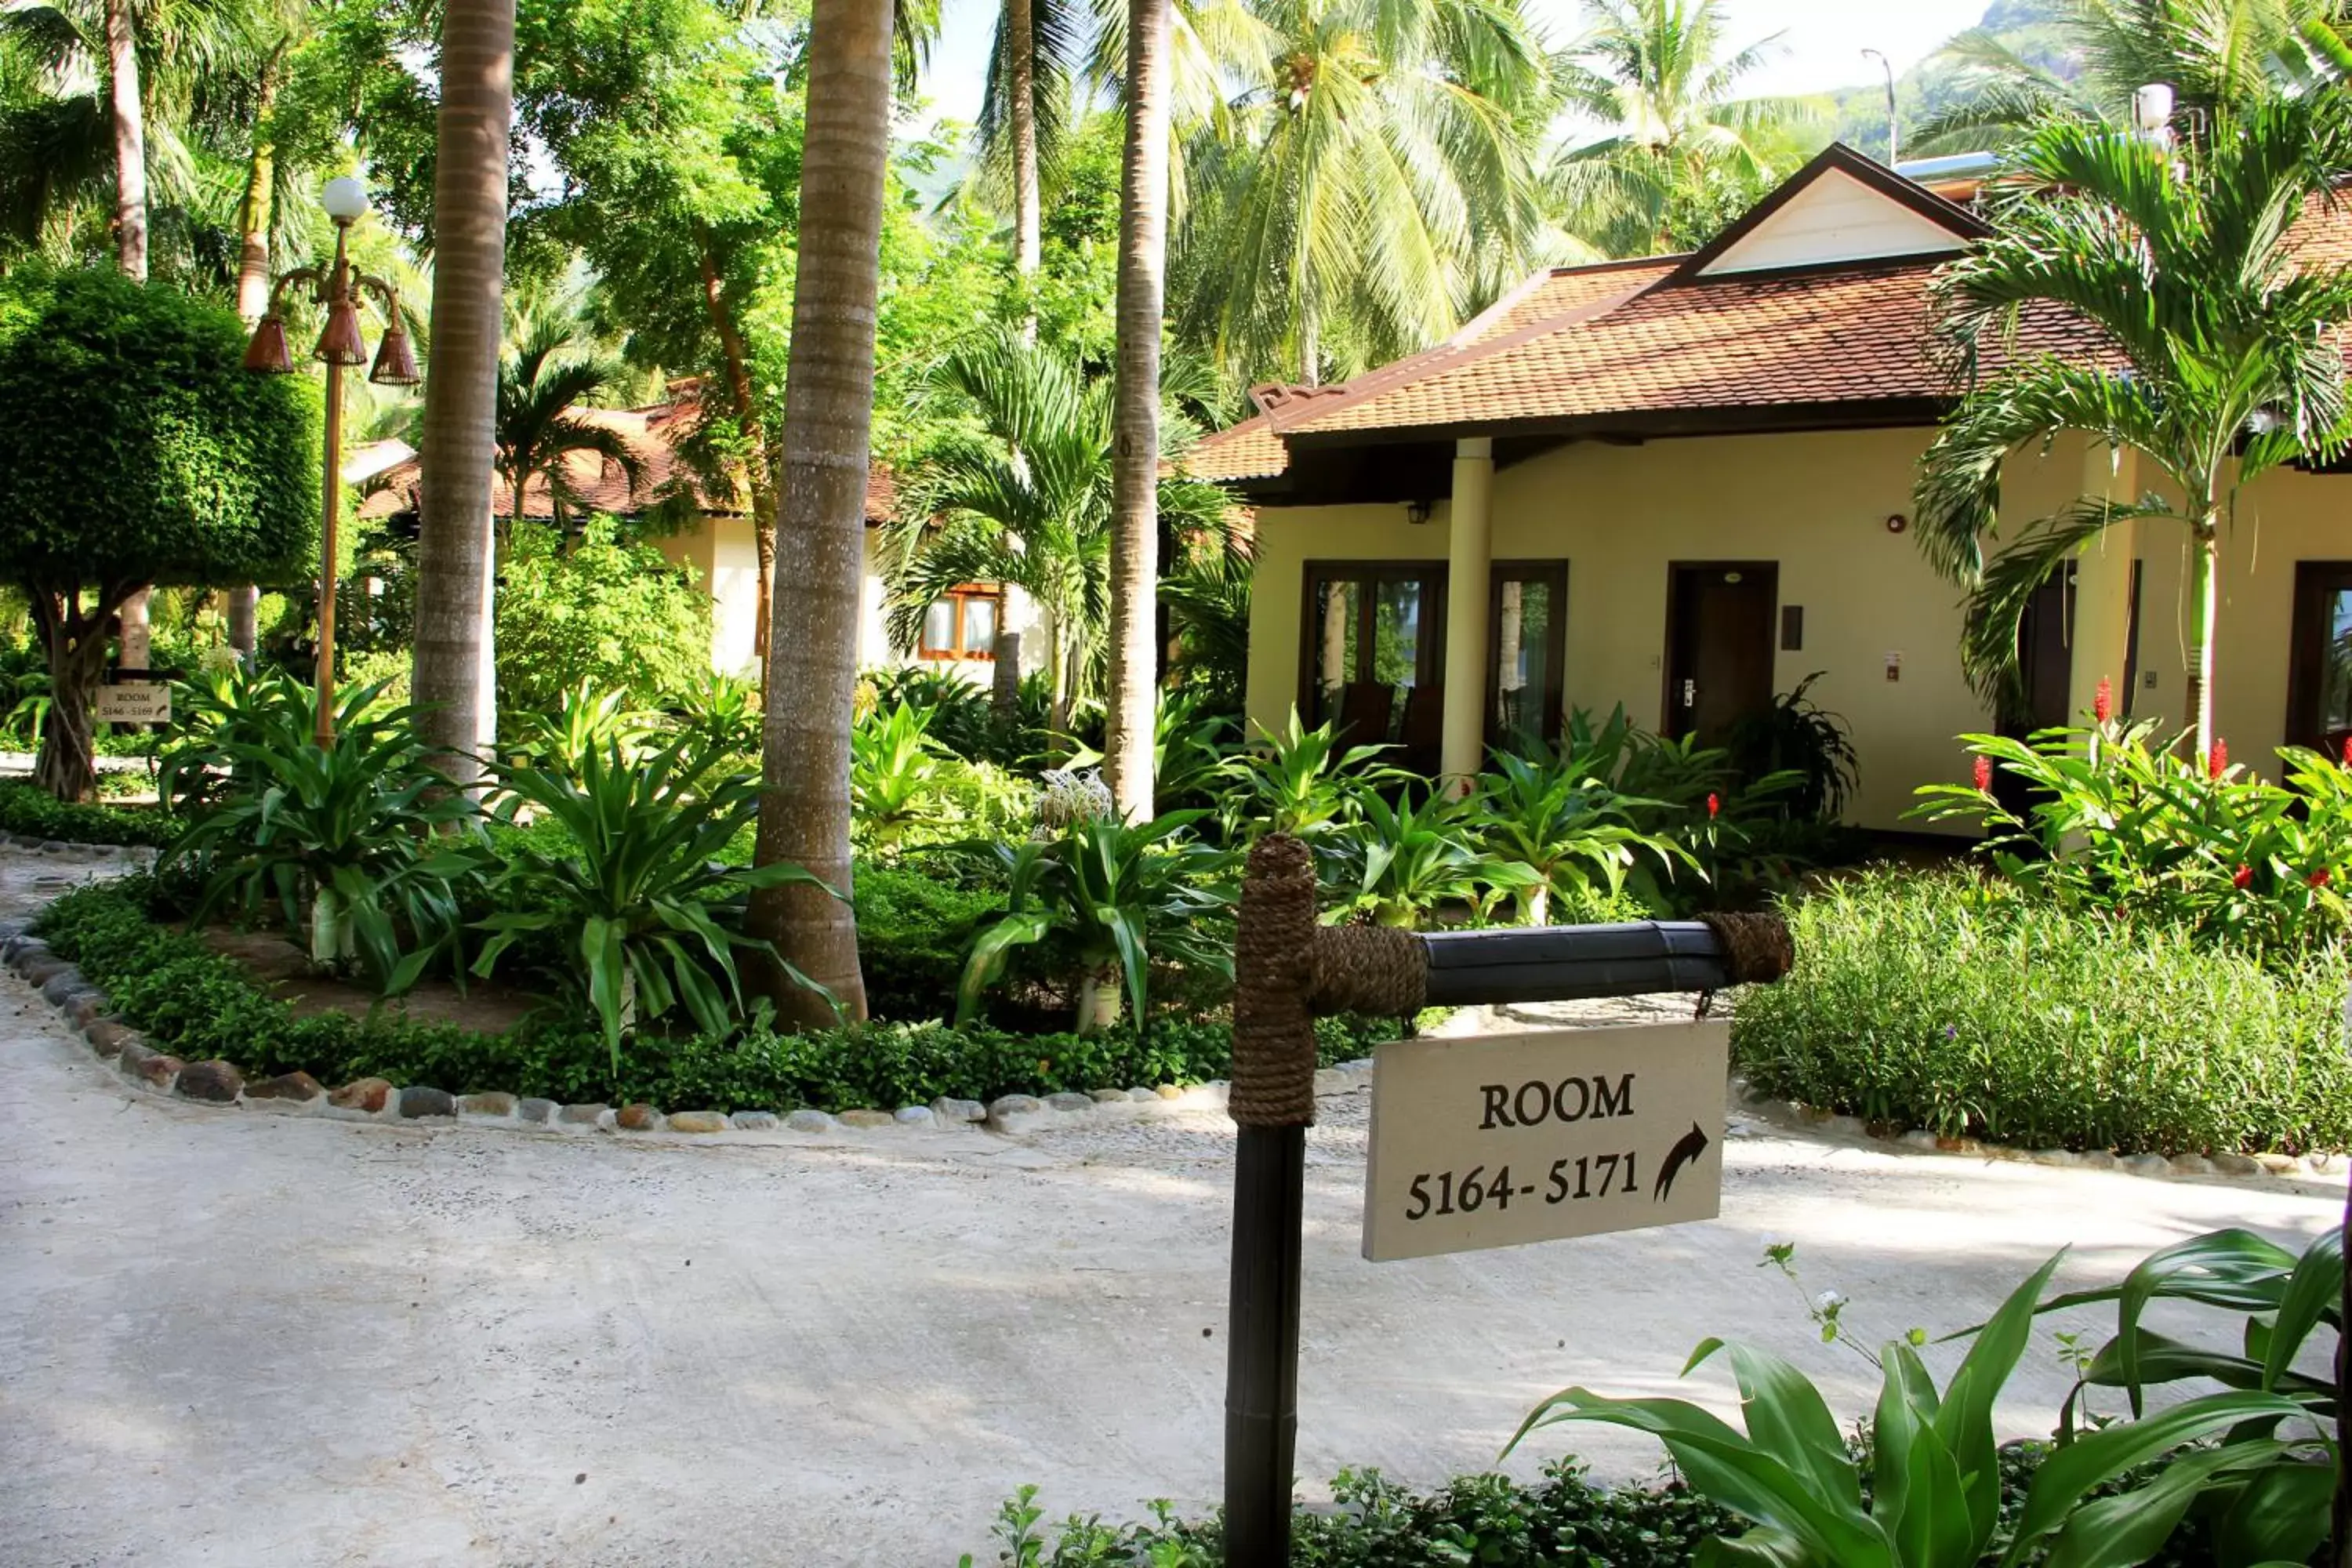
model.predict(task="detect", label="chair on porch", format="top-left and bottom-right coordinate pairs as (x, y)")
top-left (1335, 681), bottom-right (1396, 750)
top-left (1398, 684), bottom-right (1443, 777)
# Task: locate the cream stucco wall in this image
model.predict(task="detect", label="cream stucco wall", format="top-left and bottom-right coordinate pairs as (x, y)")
top-left (655, 514), bottom-right (1048, 690)
top-left (1247, 426), bottom-right (2118, 833)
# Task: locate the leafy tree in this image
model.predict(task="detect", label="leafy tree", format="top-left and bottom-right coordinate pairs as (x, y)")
top-left (1550, 0), bottom-right (1828, 258)
top-left (1174, 0), bottom-right (1558, 385)
top-left (880, 335), bottom-right (1234, 739)
top-left (0, 267), bottom-right (316, 800)
top-left (1912, 98), bottom-right (2352, 759)
top-left (749, 0), bottom-right (891, 1029)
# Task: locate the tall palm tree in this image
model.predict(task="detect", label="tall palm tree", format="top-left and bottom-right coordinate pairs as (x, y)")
top-left (1913, 99), bottom-right (2352, 759)
top-left (975, 0), bottom-right (1083, 287)
top-left (880, 337), bottom-right (1229, 737)
top-left (1105, 0), bottom-right (1172, 821)
top-left (1915, 0), bottom-right (2349, 152)
top-left (748, 0), bottom-right (892, 1029)
top-left (411, 0), bottom-right (514, 781)
top-left (1551, 0), bottom-right (1824, 258)
top-left (493, 306), bottom-right (644, 543)
top-left (1175, 0), bottom-right (1555, 386)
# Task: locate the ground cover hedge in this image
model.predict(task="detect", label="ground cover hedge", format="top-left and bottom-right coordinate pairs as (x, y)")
top-left (33, 879), bottom-right (1398, 1111)
top-left (0, 779), bottom-right (176, 846)
top-left (1731, 868), bottom-right (2352, 1156)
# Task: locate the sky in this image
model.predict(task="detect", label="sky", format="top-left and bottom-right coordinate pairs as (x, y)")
top-left (916, 0), bottom-right (1996, 130)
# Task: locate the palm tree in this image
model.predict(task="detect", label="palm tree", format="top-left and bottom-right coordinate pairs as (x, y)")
top-left (1915, 0), bottom-right (2352, 153)
top-left (1104, 0), bottom-right (1173, 820)
top-left (881, 335), bottom-right (1232, 741)
top-left (1912, 99), bottom-right (2352, 760)
top-left (411, 0), bottom-right (514, 782)
top-left (1550, 0), bottom-right (1824, 258)
top-left (975, 0), bottom-right (1083, 289)
top-left (747, 0), bottom-right (892, 1029)
top-left (1175, 0), bottom-right (1556, 386)
top-left (493, 304), bottom-right (644, 543)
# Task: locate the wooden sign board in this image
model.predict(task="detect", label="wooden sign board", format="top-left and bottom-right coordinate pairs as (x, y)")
top-left (1363, 1022), bottom-right (1728, 1262)
top-left (94, 683), bottom-right (170, 725)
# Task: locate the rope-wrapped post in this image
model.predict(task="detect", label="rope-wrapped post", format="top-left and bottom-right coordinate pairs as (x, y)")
top-left (1225, 834), bottom-right (1319, 1566)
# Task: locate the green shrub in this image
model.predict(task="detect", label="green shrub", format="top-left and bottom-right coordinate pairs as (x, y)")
top-left (1732, 868), bottom-right (2352, 1154)
top-left (1917, 719), bottom-right (2352, 957)
top-left (495, 518), bottom-right (710, 715)
top-left (855, 861), bottom-right (1005, 1022)
top-left (962, 1465), bottom-right (1745, 1567)
top-left (31, 880), bottom-right (1405, 1109)
top-left (0, 779), bottom-right (176, 846)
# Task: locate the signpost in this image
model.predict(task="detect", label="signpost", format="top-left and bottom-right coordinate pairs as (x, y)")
top-left (94, 680), bottom-right (170, 726)
top-left (1221, 833), bottom-right (1792, 1566)
top-left (1362, 1022), bottom-right (1727, 1262)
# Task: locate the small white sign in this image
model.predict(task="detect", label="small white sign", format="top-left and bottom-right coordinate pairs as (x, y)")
top-left (95, 683), bottom-right (171, 724)
top-left (1363, 1022), bottom-right (1728, 1262)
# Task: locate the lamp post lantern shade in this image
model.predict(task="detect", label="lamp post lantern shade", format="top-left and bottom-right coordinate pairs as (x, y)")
top-left (239, 174), bottom-right (412, 748)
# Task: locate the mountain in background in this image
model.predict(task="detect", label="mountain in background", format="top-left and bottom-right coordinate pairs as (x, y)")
top-left (1822, 0), bottom-right (2085, 162)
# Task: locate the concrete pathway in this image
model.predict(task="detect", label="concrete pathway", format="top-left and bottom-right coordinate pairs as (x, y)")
top-left (0, 851), bottom-right (2341, 1566)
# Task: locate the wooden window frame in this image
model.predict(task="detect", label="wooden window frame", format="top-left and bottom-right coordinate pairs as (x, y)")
top-left (917, 583), bottom-right (1003, 662)
top-left (1295, 559), bottom-right (1450, 720)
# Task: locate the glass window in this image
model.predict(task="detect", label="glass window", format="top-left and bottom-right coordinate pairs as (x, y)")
top-left (1299, 564), bottom-right (1443, 744)
top-left (964, 593), bottom-right (998, 652)
top-left (920, 599), bottom-right (957, 655)
top-left (1489, 563), bottom-right (1567, 750)
top-left (2290, 563), bottom-right (2352, 752)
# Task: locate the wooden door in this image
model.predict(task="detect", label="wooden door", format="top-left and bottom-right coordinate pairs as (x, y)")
top-left (1664, 563), bottom-right (1777, 746)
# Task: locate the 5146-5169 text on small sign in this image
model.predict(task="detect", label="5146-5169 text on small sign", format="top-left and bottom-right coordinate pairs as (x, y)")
top-left (93, 682), bottom-right (170, 725)
top-left (1362, 1021), bottom-right (1728, 1262)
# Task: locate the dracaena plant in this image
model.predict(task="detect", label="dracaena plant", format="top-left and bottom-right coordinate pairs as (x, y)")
top-left (956, 812), bottom-right (1235, 1033)
top-left (662, 670), bottom-right (763, 760)
top-left (506, 679), bottom-right (658, 786)
top-left (1506, 1250), bottom-right (2324, 1567)
top-left (1472, 746), bottom-right (1694, 924)
top-left (1914, 718), bottom-right (2352, 956)
top-left (851, 699), bottom-right (952, 854)
top-left (476, 734), bottom-right (836, 1076)
top-left (1218, 708), bottom-right (1398, 840)
top-left (1327, 786), bottom-right (1534, 929)
top-left (158, 681), bottom-right (487, 990)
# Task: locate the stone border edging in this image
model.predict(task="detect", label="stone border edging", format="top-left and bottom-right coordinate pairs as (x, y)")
top-left (0, 909), bottom-right (1378, 1142)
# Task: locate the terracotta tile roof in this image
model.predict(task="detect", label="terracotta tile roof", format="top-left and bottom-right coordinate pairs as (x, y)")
top-left (1184, 181), bottom-right (2352, 485)
top-left (358, 398), bottom-right (897, 524)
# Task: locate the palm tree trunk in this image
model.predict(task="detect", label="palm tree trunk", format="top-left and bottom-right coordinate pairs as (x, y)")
top-left (1007, 0), bottom-right (1042, 286)
top-left (105, 0), bottom-right (146, 282)
top-left (1048, 615), bottom-right (1072, 739)
top-left (748, 0), bottom-right (889, 1028)
top-left (695, 230), bottom-right (777, 666)
top-left (2186, 514), bottom-right (2219, 759)
top-left (234, 65), bottom-right (280, 325)
top-left (230, 72), bottom-right (278, 666)
top-left (1102, 0), bottom-right (1171, 824)
top-left (412, 0), bottom-right (514, 785)
top-left (1299, 292), bottom-right (1319, 387)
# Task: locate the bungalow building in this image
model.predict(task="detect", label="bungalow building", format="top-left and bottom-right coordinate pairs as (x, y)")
top-left (359, 399), bottom-right (1043, 691)
top-left (1184, 144), bottom-right (2352, 833)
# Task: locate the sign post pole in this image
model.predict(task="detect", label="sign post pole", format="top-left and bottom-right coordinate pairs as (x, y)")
top-left (1220, 833), bottom-right (1792, 1566)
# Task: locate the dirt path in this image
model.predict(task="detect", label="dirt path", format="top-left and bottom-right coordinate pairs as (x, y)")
top-left (0, 850), bottom-right (2340, 1566)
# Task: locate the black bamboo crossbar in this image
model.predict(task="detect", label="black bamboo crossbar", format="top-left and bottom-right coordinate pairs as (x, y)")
top-left (1417, 921), bottom-right (1741, 1006)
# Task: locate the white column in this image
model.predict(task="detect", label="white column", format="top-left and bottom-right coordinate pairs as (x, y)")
top-left (2070, 441), bottom-right (2140, 727)
top-left (1440, 437), bottom-right (1494, 783)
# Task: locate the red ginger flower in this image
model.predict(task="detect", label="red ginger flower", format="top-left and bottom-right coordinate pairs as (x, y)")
top-left (2093, 677), bottom-right (2112, 724)
top-left (2341, 734), bottom-right (2351, 768)
top-left (2233, 864), bottom-right (2254, 890)
top-left (1972, 755), bottom-right (1993, 793)
top-left (2312, 869), bottom-right (2332, 890)
top-left (2208, 739), bottom-right (2228, 780)
top-left (1705, 792), bottom-right (1719, 818)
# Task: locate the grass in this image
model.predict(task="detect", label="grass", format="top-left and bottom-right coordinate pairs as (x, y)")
top-left (1732, 867), bottom-right (2352, 1156)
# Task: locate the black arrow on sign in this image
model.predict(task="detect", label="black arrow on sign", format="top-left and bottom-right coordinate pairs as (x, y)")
top-left (1653, 1122), bottom-right (1709, 1201)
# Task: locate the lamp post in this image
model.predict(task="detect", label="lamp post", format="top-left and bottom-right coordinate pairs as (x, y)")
top-left (241, 175), bottom-right (418, 747)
